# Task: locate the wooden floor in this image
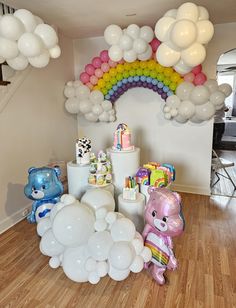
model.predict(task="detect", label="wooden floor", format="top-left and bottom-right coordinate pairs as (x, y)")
top-left (1, 193), bottom-right (236, 307)
top-left (211, 150), bottom-right (236, 197)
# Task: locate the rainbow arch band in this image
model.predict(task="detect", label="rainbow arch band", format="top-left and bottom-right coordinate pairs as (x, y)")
top-left (80, 52), bottom-right (184, 103)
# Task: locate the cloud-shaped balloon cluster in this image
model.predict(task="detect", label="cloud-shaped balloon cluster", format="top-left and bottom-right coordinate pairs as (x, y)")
top-left (37, 190), bottom-right (151, 284)
top-left (104, 24), bottom-right (154, 63)
top-left (155, 2), bottom-right (214, 74)
top-left (0, 9), bottom-right (61, 70)
top-left (64, 80), bottom-right (116, 122)
top-left (163, 80), bottom-right (232, 123)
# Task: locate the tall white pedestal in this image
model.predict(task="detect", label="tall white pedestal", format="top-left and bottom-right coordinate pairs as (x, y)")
top-left (67, 161), bottom-right (90, 199)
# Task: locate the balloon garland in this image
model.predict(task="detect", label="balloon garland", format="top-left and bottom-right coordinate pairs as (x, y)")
top-left (64, 2), bottom-right (232, 124)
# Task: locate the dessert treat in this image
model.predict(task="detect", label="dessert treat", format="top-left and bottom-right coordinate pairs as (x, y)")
top-left (76, 137), bottom-right (91, 165)
top-left (113, 123), bottom-right (134, 151)
top-left (136, 168), bottom-right (151, 185)
top-left (123, 176), bottom-right (139, 201)
top-left (88, 151), bottom-right (112, 186)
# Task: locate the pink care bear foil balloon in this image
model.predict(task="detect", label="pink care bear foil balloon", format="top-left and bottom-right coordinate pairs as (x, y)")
top-left (142, 187), bottom-right (185, 285)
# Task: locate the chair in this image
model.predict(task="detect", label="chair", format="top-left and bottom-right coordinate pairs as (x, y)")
top-left (211, 149), bottom-right (236, 190)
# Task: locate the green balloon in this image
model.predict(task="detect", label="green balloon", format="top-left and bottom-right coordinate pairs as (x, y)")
top-left (136, 68), bottom-right (143, 76)
top-left (123, 71), bottom-right (129, 79)
top-left (106, 82), bottom-right (112, 90)
top-left (163, 78), bottom-right (171, 86)
top-left (116, 73), bottom-right (123, 81)
top-left (157, 73), bottom-right (164, 81)
top-left (150, 70), bottom-right (157, 79)
top-left (110, 77), bottom-right (117, 85)
top-left (143, 68), bottom-right (150, 77)
top-left (129, 69), bottom-right (136, 77)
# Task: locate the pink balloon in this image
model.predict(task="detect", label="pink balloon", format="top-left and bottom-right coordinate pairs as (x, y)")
top-left (118, 59), bottom-right (125, 64)
top-left (90, 75), bottom-right (98, 85)
top-left (92, 57), bottom-right (102, 68)
top-left (95, 68), bottom-right (103, 78)
top-left (100, 50), bottom-right (109, 62)
top-left (184, 72), bottom-right (195, 83)
top-left (194, 72), bottom-right (207, 85)
top-left (80, 72), bottom-right (90, 84)
top-left (85, 64), bottom-right (95, 76)
top-left (101, 62), bottom-right (110, 73)
top-left (86, 82), bottom-right (93, 90)
top-left (108, 59), bottom-right (117, 68)
top-left (191, 64), bottom-right (202, 75)
top-left (150, 38), bottom-right (161, 52)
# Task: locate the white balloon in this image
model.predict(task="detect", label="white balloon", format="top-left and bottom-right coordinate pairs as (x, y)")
top-left (166, 95), bottom-right (181, 108)
top-left (130, 255), bottom-right (144, 273)
top-left (94, 219), bottom-right (107, 232)
top-left (198, 6), bottom-right (209, 21)
top-left (28, 49), bottom-right (50, 68)
top-left (79, 99), bottom-right (92, 114)
top-left (123, 49), bottom-right (137, 62)
top-left (164, 112), bottom-right (172, 120)
top-left (0, 37), bottom-right (18, 60)
top-left (218, 83), bottom-right (232, 97)
top-left (65, 97), bottom-right (80, 114)
top-left (61, 194), bottom-right (76, 205)
top-left (133, 38), bottom-right (147, 54)
top-left (126, 24), bottom-right (140, 39)
top-left (181, 43), bottom-right (206, 67)
top-left (110, 218), bottom-right (136, 242)
top-left (52, 203), bottom-right (95, 247)
top-left (18, 33), bottom-right (43, 57)
top-left (49, 256), bottom-right (61, 269)
top-left (174, 114), bottom-right (189, 123)
top-left (101, 100), bottom-right (112, 111)
top-left (75, 85), bottom-right (90, 99)
top-left (176, 2), bottom-right (199, 22)
top-left (34, 24), bottom-right (58, 49)
top-left (88, 231), bottom-right (113, 261)
top-left (140, 26), bottom-right (154, 43)
top-left (164, 9), bottom-right (177, 18)
top-left (173, 59), bottom-right (192, 75)
top-left (176, 82), bottom-right (194, 100)
top-left (170, 20), bottom-right (197, 49)
top-left (97, 261), bottom-right (108, 277)
top-left (195, 101), bottom-right (215, 121)
top-left (190, 85), bottom-right (210, 105)
top-left (189, 115), bottom-right (202, 123)
top-left (105, 212), bottom-right (117, 225)
top-left (92, 104), bottom-right (103, 115)
top-left (64, 85), bottom-right (75, 98)
top-left (7, 54), bottom-right (28, 70)
top-left (62, 246), bottom-right (89, 282)
top-left (108, 109), bottom-right (115, 115)
top-left (131, 234), bottom-right (144, 255)
top-left (104, 25), bottom-right (123, 45)
top-left (108, 45), bottom-right (123, 62)
top-left (40, 229), bottom-right (64, 256)
top-left (85, 112), bottom-right (98, 122)
top-left (119, 35), bottom-right (133, 51)
top-left (196, 20), bottom-right (214, 44)
top-left (14, 9), bottom-right (37, 32)
top-left (0, 56), bottom-right (5, 64)
top-left (34, 15), bottom-right (44, 25)
top-left (170, 108), bottom-right (178, 117)
top-left (96, 208), bottom-right (108, 220)
top-left (0, 15), bottom-right (25, 41)
top-left (178, 100), bottom-right (196, 118)
top-left (99, 111), bottom-right (110, 122)
top-left (88, 272), bottom-right (100, 284)
top-left (140, 246), bottom-right (152, 262)
top-left (73, 80), bottom-right (82, 87)
top-left (108, 263), bottom-right (130, 281)
top-left (37, 217), bottom-right (51, 237)
top-left (109, 115), bottom-right (116, 122)
top-left (85, 257), bottom-right (97, 272)
top-left (90, 90), bottom-right (104, 104)
top-left (109, 242), bottom-right (135, 270)
top-left (156, 43), bottom-right (180, 67)
top-left (209, 91), bottom-right (225, 106)
top-left (49, 45), bottom-right (61, 58)
top-left (137, 45), bottom-right (152, 61)
top-left (204, 79), bottom-right (218, 93)
top-left (81, 189), bottom-right (115, 212)
top-left (154, 17), bottom-right (175, 42)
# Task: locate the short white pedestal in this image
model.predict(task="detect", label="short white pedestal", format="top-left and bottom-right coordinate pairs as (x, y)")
top-left (118, 193), bottom-right (145, 233)
top-left (67, 161), bottom-right (90, 199)
top-left (87, 183), bottom-right (115, 197)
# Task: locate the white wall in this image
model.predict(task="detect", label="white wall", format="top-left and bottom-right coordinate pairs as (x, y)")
top-left (73, 37), bottom-right (213, 196)
top-left (0, 33), bottom-right (77, 233)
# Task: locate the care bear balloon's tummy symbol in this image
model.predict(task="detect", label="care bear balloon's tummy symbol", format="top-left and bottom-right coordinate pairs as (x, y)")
top-left (24, 167), bottom-right (64, 223)
top-left (142, 187), bottom-right (185, 285)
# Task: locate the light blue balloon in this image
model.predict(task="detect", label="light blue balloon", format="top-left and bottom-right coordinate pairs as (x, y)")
top-left (140, 76), bottom-right (146, 82)
top-left (113, 85), bottom-right (118, 91)
top-left (146, 77), bottom-right (152, 83)
top-left (152, 79), bottom-right (158, 85)
top-left (163, 86), bottom-right (169, 93)
top-left (109, 89), bottom-right (114, 95)
top-left (128, 77), bottom-right (134, 82)
top-left (122, 78), bottom-right (128, 84)
top-left (134, 76), bottom-right (139, 82)
top-left (157, 82), bottom-right (163, 88)
top-left (167, 91), bottom-right (173, 96)
top-left (117, 81), bottom-right (122, 87)
top-left (105, 94), bottom-right (110, 100)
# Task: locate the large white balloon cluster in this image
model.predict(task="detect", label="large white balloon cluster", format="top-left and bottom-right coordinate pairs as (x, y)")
top-left (104, 24), bottom-right (154, 63)
top-left (0, 9), bottom-right (61, 70)
top-left (155, 2), bottom-right (214, 74)
top-left (163, 80), bottom-right (232, 123)
top-left (64, 80), bottom-right (116, 122)
top-left (37, 190), bottom-right (151, 284)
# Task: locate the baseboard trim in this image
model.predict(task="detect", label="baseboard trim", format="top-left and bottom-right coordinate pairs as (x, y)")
top-left (0, 204), bottom-right (31, 234)
top-left (171, 183), bottom-right (211, 196)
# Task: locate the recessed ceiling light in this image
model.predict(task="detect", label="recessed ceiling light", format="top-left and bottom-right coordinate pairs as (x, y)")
top-left (125, 13), bottom-right (137, 17)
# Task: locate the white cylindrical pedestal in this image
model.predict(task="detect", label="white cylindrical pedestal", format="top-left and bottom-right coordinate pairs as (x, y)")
top-left (107, 147), bottom-right (140, 196)
top-left (118, 193), bottom-right (145, 233)
top-left (67, 161), bottom-right (90, 199)
top-left (140, 184), bottom-right (150, 204)
top-left (87, 183), bottom-right (115, 197)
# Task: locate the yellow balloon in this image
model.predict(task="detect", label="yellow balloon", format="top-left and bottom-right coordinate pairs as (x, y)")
top-left (155, 63), bottom-right (163, 73)
top-left (109, 68), bottom-right (117, 77)
top-left (93, 85), bottom-right (100, 90)
top-left (131, 61), bottom-right (139, 69)
top-left (178, 78), bottom-right (184, 85)
top-left (103, 73), bottom-right (110, 82)
top-left (116, 64), bottom-right (124, 73)
top-left (140, 61), bottom-right (147, 69)
top-left (171, 72), bottom-right (181, 83)
top-left (164, 67), bottom-right (173, 77)
top-left (124, 62), bottom-right (131, 71)
top-left (98, 79), bottom-right (105, 88)
top-left (147, 60), bottom-right (156, 70)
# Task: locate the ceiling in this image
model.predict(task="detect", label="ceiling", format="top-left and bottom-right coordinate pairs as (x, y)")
top-left (3, 0), bottom-right (236, 39)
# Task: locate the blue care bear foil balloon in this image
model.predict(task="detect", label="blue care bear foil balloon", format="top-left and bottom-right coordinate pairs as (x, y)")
top-left (24, 166), bottom-right (64, 223)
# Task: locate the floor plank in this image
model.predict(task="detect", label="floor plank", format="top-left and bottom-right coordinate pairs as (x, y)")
top-left (0, 193), bottom-right (236, 307)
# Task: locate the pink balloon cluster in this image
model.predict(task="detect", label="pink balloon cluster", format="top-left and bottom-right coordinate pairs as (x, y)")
top-left (80, 50), bottom-right (122, 87)
top-left (184, 64), bottom-right (207, 85)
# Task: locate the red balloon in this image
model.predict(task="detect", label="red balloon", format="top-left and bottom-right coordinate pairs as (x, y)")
top-left (92, 57), bottom-right (102, 68)
top-left (85, 64), bottom-right (95, 76)
top-left (150, 38), bottom-right (161, 52)
top-left (80, 72), bottom-right (90, 84)
top-left (194, 72), bottom-right (207, 85)
top-left (100, 50), bottom-right (109, 62)
top-left (191, 64), bottom-right (202, 75)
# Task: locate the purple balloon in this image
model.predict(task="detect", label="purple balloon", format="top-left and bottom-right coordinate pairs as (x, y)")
top-left (117, 88), bottom-right (123, 94)
top-left (137, 81), bottom-right (142, 87)
top-left (148, 83), bottom-right (153, 89)
top-left (122, 85), bottom-right (127, 91)
top-left (161, 93), bottom-right (167, 100)
top-left (132, 82), bottom-right (136, 87)
top-left (153, 85), bottom-right (158, 92)
top-left (143, 82), bottom-right (147, 88)
top-left (157, 88), bottom-right (163, 95)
